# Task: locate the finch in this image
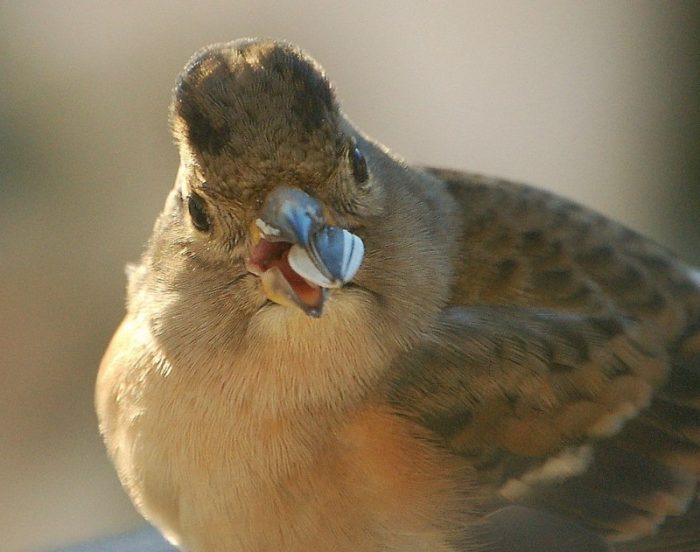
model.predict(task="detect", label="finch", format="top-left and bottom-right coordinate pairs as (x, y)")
top-left (97, 38), bottom-right (700, 551)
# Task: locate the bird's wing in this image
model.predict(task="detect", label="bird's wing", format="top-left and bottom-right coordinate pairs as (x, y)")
top-left (480, 505), bottom-right (612, 551)
top-left (386, 306), bottom-right (700, 544)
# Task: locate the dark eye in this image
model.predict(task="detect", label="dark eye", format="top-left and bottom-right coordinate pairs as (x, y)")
top-left (187, 192), bottom-right (210, 232)
top-left (349, 147), bottom-right (368, 185)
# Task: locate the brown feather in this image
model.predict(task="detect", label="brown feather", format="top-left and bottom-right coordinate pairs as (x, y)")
top-left (385, 168), bottom-right (700, 545)
top-left (97, 40), bottom-right (700, 551)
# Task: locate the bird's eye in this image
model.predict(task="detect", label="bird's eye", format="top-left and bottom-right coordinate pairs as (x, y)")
top-left (349, 147), bottom-right (369, 185)
top-left (187, 192), bottom-right (210, 232)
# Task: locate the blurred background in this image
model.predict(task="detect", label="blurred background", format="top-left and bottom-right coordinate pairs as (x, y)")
top-left (1, 1), bottom-right (698, 550)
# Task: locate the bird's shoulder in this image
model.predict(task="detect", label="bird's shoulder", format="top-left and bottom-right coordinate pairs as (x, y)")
top-left (422, 166), bottom-right (700, 342)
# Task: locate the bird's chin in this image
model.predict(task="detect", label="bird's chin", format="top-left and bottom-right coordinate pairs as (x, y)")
top-left (253, 283), bottom-right (365, 320)
top-left (250, 298), bottom-right (324, 332)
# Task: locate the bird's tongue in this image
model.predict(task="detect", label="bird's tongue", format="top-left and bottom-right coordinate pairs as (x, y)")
top-left (247, 239), bottom-right (324, 310)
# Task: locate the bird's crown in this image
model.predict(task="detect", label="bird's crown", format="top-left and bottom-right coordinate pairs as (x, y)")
top-left (170, 39), bottom-right (343, 191)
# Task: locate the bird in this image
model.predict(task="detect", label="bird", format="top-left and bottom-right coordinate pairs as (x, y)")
top-left (96, 38), bottom-right (700, 551)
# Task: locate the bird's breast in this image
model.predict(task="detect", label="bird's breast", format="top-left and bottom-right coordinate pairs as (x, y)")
top-left (105, 343), bottom-right (471, 550)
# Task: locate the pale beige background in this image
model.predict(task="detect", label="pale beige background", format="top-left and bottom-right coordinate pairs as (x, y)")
top-left (1, 1), bottom-right (698, 550)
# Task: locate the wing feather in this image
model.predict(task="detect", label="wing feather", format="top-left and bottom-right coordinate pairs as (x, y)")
top-left (386, 306), bottom-right (699, 542)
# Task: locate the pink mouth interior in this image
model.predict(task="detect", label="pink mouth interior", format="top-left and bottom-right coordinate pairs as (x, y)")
top-left (248, 238), bottom-right (323, 306)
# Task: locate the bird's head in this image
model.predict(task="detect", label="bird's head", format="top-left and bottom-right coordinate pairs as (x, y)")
top-left (143, 39), bottom-right (457, 357)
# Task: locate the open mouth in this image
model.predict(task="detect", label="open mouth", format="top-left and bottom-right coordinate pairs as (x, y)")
top-left (246, 236), bottom-right (326, 314)
top-left (244, 187), bottom-right (364, 318)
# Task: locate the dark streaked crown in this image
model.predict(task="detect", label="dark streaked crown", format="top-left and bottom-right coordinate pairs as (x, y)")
top-left (170, 39), bottom-right (343, 186)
